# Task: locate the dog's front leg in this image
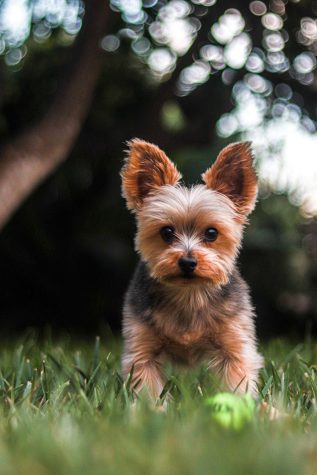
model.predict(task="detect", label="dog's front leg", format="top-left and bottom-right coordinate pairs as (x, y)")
top-left (208, 350), bottom-right (259, 396)
top-left (121, 317), bottom-right (165, 400)
top-left (207, 319), bottom-right (263, 396)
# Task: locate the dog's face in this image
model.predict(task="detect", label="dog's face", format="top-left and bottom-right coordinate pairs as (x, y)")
top-left (121, 139), bottom-right (257, 288)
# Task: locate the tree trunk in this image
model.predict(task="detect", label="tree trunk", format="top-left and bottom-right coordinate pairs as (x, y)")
top-left (0, 0), bottom-right (109, 229)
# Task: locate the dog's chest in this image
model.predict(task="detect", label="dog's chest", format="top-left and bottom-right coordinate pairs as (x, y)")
top-left (163, 330), bottom-right (212, 366)
top-left (153, 307), bottom-right (217, 365)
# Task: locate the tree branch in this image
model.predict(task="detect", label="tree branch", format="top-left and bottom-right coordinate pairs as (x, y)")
top-left (0, 0), bottom-right (109, 229)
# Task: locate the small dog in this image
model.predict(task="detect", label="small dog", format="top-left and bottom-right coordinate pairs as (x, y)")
top-left (121, 139), bottom-right (263, 400)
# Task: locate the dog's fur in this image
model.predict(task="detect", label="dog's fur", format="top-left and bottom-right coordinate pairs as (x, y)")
top-left (121, 139), bottom-right (263, 399)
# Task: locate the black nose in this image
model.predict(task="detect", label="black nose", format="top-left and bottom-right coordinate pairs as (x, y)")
top-left (178, 256), bottom-right (197, 274)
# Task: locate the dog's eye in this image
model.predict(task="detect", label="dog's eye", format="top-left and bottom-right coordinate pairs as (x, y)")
top-left (160, 226), bottom-right (175, 243)
top-left (204, 227), bottom-right (218, 242)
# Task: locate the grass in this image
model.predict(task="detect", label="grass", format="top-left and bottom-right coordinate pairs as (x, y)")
top-left (0, 335), bottom-right (316, 474)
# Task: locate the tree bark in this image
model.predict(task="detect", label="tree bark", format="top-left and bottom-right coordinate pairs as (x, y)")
top-left (0, 0), bottom-right (109, 229)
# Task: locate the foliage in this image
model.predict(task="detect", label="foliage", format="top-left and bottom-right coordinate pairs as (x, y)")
top-left (0, 335), bottom-right (315, 474)
top-left (3, 1), bottom-right (317, 129)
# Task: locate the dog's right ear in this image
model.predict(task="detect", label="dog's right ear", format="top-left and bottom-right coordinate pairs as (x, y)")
top-left (121, 138), bottom-right (182, 211)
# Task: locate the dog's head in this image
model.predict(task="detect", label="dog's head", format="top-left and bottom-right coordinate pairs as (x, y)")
top-left (121, 139), bottom-right (257, 287)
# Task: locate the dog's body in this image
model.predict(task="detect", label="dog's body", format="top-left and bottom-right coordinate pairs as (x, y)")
top-left (121, 139), bottom-right (263, 399)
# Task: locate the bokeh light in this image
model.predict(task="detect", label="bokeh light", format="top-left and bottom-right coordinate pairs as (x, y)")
top-left (224, 33), bottom-right (251, 69)
top-left (0, 0), bottom-right (83, 62)
top-left (211, 9), bottom-right (245, 45)
top-left (263, 31), bottom-right (285, 52)
top-left (0, 0), bottom-right (31, 48)
top-left (101, 35), bottom-right (120, 52)
top-left (149, 2), bottom-right (198, 56)
top-left (293, 52), bottom-right (316, 74)
top-left (249, 1), bottom-right (267, 16)
top-left (261, 13), bottom-right (283, 31)
top-left (147, 47), bottom-right (176, 76)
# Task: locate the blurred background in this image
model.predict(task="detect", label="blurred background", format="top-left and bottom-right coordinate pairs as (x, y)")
top-left (0, 0), bottom-right (316, 338)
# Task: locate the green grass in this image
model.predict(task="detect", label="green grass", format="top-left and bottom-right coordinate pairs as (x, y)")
top-left (0, 335), bottom-right (316, 474)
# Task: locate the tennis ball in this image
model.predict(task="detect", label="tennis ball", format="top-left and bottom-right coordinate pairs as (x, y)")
top-left (205, 392), bottom-right (256, 430)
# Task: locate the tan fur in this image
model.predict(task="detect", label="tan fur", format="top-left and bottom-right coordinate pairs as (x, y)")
top-left (121, 139), bottom-right (263, 401)
top-left (121, 139), bottom-right (182, 211)
top-left (202, 141), bottom-right (257, 216)
top-left (136, 185), bottom-right (243, 287)
top-left (122, 316), bottom-right (165, 398)
top-left (122, 305), bottom-right (263, 396)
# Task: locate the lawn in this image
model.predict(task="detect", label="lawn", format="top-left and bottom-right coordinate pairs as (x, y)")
top-left (0, 334), bottom-right (316, 474)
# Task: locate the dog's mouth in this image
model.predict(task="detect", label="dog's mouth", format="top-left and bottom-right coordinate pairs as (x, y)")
top-left (163, 273), bottom-right (211, 285)
top-left (181, 273), bottom-right (195, 280)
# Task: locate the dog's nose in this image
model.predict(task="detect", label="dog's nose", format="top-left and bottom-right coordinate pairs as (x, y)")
top-left (178, 256), bottom-right (197, 274)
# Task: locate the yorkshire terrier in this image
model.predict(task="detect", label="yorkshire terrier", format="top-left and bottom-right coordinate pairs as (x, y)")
top-left (120, 139), bottom-right (263, 400)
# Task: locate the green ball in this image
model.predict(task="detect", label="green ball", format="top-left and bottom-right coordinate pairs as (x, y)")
top-left (205, 392), bottom-right (256, 430)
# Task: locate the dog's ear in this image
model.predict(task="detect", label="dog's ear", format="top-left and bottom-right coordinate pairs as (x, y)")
top-left (202, 142), bottom-right (257, 215)
top-left (121, 138), bottom-right (182, 211)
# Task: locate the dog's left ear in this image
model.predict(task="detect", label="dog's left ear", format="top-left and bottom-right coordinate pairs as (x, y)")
top-left (121, 138), bottom-right (181, 211)
top-left (202, 142), bottom-right (257, 215)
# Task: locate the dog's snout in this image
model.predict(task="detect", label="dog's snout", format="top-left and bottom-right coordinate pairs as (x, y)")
top-left (178, 256), bottom-right (197, 274)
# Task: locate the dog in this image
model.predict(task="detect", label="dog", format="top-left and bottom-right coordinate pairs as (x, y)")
top-left (120, 139), bottom-right (263, 401)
